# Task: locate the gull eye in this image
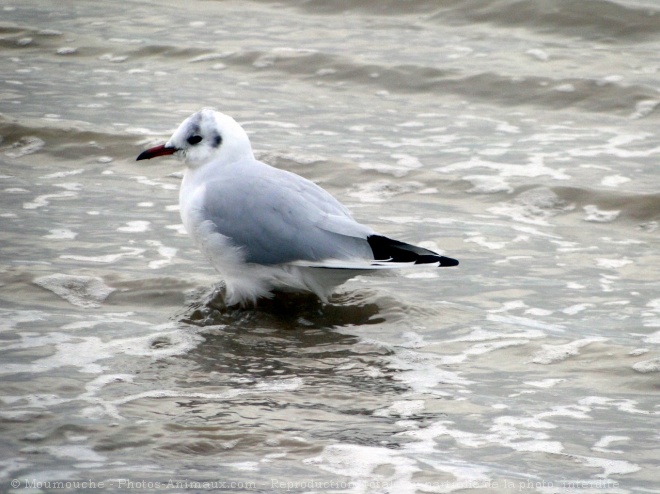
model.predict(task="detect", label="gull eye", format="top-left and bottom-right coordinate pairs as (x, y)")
top-left (187, 135), bottom-right (203, 145)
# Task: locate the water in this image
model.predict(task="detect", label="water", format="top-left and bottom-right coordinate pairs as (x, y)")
top-left (1, 0), bottom-right (659, 492)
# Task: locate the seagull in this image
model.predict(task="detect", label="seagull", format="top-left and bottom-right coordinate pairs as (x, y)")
top-left (137, 109), bottom-right (458, 306)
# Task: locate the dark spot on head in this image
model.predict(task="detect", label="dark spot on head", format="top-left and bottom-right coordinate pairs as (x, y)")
top-left (188, 122), bottom-right (201, 135)
top-left (212, 132), bottom-right (222, 148)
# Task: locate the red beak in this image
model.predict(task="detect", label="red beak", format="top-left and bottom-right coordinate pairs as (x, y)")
top-left (136, 144), bottom-right (177, 161)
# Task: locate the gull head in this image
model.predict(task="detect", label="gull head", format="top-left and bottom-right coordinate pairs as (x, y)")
top-left (136, 109), bottom-right (254, 168)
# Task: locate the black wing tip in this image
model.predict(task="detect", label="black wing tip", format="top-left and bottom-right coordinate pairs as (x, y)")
top-left (367, 234), bottom-right (459, 267)
top-left (437, 256), bottom-right (459, 267)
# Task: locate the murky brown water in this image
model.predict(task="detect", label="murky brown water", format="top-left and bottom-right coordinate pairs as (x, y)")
top-left (1, 1), bottom-right (659, 492)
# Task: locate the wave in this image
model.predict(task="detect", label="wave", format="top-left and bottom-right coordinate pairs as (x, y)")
top-left (0, 114), bottom-right (162, 161)
top-left (494, 185), bottom-right (660, 226)
top-left (432, 0), bottom-right (660, 40)
top-left (3, 2), bottom-right (658, 119)
top-left (191, 49), bottom-right (659, 116)
top-left (4, 29), bottom-right (655, 117)
top-left (278, 0), bottom-right (660, 40)
top-left (551, 186), bottom-right (660, 222)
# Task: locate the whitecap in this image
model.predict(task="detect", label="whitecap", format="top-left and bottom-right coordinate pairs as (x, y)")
top-left (464, 233), bottom-right (507, 250)
top-left (54, 182), bottom-right (82, 191)
top-left (146, 240), bottom-right (177, 269)
top-left (397, 121), bottom-right (424, 128)
top-left (463, 175), bottom-right (513, 194)
top-left (34, 274), bottom-right (115, 308)
top-left (40, 169), bottom-right (84, 179)
top-left (562, 303), bottom-right (593, 315)
top-left (188, 53), bottom-right (228, 63)
top-left (579, 396), bottom-right (650, 415)
top-left (436, 155), bottom-right (570, 180)
top-left (390, 153), bottom-right (423, 169)
top-left (373, 400), bottom-right (425, 418)
top-left (98, 53), bottom-right (127, 63)
top-left (0, 309), bottom-right (46, 332)
top-left (537, 404), bottom-right (591, 420)
top-left (600, 174), bottom-right (630, 187)
top-left (133, 175), bottom-right (178, 190)
top-left (242, 120), bottom-right (299, 129)
top-left (530, 337), bottom-right (608, 364)
top-left (165, 224), bottom-right (187, 235)
top-left (23, 335), bottom-right (113, 375)
top-left (631, 357), bottom-right (660, 374)
top-left (60, 247), bottom-right (145, 264)
top-left (388, 348), bottom-right (473, 393)
top-left (643, 331), bottom-right (660, 344)
top-left (630, 99), bottom-right (659, 119)
top-left (4, 322), bottom-right (204, 379)
top-left (44, 228), bottom-right (78, 240)
top-left (358, 162), bottom-right (410, 178)
top-left (56, 47), bottom-right (78, 55)
top-left (403, 271), bottom-right (438, 279)
top-left (222, 461), bottom-right (260, 471)
top-left (305, 443), bottom-right (419, 494)
top-left (254, 377), bottom-right (303, 392)
top-left (554, 83), bottom-right (576, 93)
top-left (573, 455), bottom-right (640, 478)
top-left (592, 435), bottom-right (629, 454)
top-left (117, 220), bottom-right (151, 233)
top-left (583, 205), bottom-right (620, 223)
top-left (524, 378), bottom-right (565, 388)
top-left (23, 190), bottom-right (77, 210)
top-left (39, 445), bottom-right (106, 463)
top-left (347, 180), bottom-right (425, 203)
top-left (452, 327), bottom-right (545, 342)
top-left (315, 68), bottom-right (336, 76)
top-left (596, 258), bottom-right (633, 269)
top-left (489, 187), bottom-right (573, 225)
top-left (525, 308), bottom-right (553, 316)
top-left (526, 48), bottom-right (550, 61)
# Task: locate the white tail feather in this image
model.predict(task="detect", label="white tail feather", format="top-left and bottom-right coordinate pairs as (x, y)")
top-left (290, 259), bottom-right (434, 269)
